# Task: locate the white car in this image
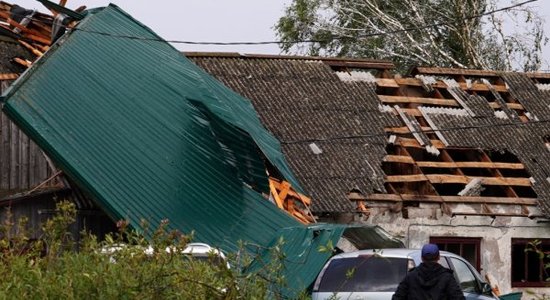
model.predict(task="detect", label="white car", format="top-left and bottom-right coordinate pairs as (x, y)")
top-left (100, 242), bottom-right (228, 268)
top-left (180, 243), bottom-right (229, 268)
top-left (311, 248), bottom-right (497, 300)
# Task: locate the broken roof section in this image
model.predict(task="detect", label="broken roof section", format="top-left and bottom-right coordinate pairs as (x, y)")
top-left (2, 4), bottom-right (307, 250)
top-left (188, 53), bottom-right (550, 219)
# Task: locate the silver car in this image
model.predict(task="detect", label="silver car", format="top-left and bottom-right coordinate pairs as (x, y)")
top-left (311, 248), bottom-right (497, 300)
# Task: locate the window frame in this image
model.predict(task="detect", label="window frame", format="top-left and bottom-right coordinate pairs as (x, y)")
top-left (511, 238), bottom-right (550, 288)
top-left (430, 236), bottom-right (481, 271)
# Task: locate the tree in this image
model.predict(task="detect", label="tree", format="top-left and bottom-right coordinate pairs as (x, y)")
top-left (275, 0), bottom-right (547, 72)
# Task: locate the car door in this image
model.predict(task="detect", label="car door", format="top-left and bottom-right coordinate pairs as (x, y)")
top-left (448, 256), bottom-right (496, 300)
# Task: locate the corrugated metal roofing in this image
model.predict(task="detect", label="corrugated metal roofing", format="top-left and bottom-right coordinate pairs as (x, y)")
top-left (189, 55), bottom-right (402, 213)
top-left (188, 54), bottom-right (550, 217)
top-left (3, 4), bottom-right (302, 245)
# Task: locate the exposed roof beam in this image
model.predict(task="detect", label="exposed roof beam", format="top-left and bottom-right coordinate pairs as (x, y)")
top-left (377, 78), bottom-right (507, 92)
top-left (385, 174), bottom-right (532, 186)
top-left (365, 193), bottom-right (538, 205)
top-left (384, 155), bottom-right (525, 170)
top-left (379, 95), bottom-right (460, 107)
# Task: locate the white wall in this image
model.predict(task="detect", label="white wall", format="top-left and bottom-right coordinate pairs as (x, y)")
top-left (362, 206), bottom-right (550, 298)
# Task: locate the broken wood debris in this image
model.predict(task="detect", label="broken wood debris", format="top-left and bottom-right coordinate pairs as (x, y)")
top-left (269, 177), bottom-right (315, 224)
top-left (0, 1), bottom-right (83, 69)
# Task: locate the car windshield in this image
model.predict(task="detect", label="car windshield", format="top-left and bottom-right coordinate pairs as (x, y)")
top-left (317, 256), bottom-right (409, 292)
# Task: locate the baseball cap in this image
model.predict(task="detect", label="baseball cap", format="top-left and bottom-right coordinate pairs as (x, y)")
top-left (421, 244), bottom-right (440, 260)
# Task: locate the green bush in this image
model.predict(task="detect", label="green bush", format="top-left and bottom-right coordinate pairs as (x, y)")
top-left (0, 200), bottom-right (308, 300)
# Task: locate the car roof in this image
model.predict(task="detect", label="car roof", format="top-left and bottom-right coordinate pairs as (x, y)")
top-left (330, 248), bottom-right (461, 262)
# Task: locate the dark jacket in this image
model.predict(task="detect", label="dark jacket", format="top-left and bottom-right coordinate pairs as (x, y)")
top-left (392, 262), bottom-right (465, 300)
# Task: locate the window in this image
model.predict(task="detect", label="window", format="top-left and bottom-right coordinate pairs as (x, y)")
top-left (430, 237), bottom-right (481, 271)
top-left (511, 238), bottom-right (550, 287)
top-left (316, 256), bottom-right (409, 292)
top-left (450, 257), bottom-right (478, 293)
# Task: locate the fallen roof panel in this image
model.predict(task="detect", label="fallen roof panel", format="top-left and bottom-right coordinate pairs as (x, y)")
top-left (0, 5), bottom-right (343, 296)
top-left (2, 3), bottom-right (304, 244)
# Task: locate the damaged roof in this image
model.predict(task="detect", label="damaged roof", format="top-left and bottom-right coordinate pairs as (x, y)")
top-left (187, 53), bottom-right (550, 218)
top-left (2, 4), bottom-right (306, 245)
top-left (0, 5), bottom-right (358, 296)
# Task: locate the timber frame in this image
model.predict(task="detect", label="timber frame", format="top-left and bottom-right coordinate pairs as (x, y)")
top-left (356, 67), bottom-right (548, 218)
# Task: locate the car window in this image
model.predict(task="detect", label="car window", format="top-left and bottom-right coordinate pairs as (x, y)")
top-left (439, 256), bottom-right (451, 269)
top-left (450, 257), bottom-right (478, 293)
top-left (317, 256), bottom-right (408, 292)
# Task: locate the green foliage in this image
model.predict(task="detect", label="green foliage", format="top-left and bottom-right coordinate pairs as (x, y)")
top-left (524, 240), bottom-right (550, 299)
top-left (275, 0), bottom-right (547, 72)
top-left (0, 200), bottom-right (310, 299)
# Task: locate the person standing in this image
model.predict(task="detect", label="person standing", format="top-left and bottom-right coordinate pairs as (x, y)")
top-left (392, 244), bottom-right (465, 300)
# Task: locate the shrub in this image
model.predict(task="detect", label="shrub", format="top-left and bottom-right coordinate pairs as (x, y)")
top-left (0, 200), bottom-right (308, 299)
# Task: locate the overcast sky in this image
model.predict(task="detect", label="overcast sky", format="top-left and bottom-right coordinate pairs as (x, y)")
top-left (12, 0), bottom-right (550, 70)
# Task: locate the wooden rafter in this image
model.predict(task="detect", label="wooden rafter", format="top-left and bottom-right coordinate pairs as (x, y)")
top-left (269, 177), bottom-right (314, 224)
top-left (379, 95), bottom-right (460, 107)
top-left (365, 194), bottom-right (537, 205)
top-left (384, 155), bottom-right (525, 170)
top-left (385, 174), bottom-right (532, 186)
top-left (377, 78), bottom-right (507, 92)
top-left (396, 137), bottom-right (446, 149)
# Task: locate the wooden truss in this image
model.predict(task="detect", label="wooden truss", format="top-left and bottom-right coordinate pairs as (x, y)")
top-left (353, 67), bottom-right (546, 218)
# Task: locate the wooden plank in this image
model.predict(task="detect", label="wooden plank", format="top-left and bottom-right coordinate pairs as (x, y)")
top-left (268, 180), bottom-right (284, 209)
top-left (415, 161), bottom-right (525, 170)
top-left (396, 137), bottom-right (446, 149)
top-left (525, 72), bottom-right (550, 80)
top-left (385, 174), bottom-right (532, 186)
top-left (379, 95), bottom-right (460, 107)
top-left (295, 193), bottom-right (311, 206)
top-left (269, 178), bottom-right (310, 204)
top-left (291, 210), bottom-right (311, 224)
top-left (4, 18), bottom-right (51, 45)
top-left (0, 73), bottom-right (19, 80)
top-left (451, 212), bottom-right (536, 217)
top-left (413, 67), bottom-right (499, 77)
top-left (365, 193), bottom-right (538, 205)
top-left (19, 40), bottom-right (43, 57)
top-left (29, 140), bottom-right (37, 186)
top-left (23, 33), bottom-right (51, 45)
top-left (9, 122), bottom-right (18, 189)
top-left (385, 126), bottom-right (439, 134)
top-left (0, 112), bottom-right (9, 189)
top-left (383, 155), bottom-right (415, 164)
top-left (278, 181), bottom-right (291, 203)
top-left (376, 78), bottom-right (400, 88)
top-left (380, 77), bottom-right (508, 92)
top-left (488, 102), bottom-right (524, 110)
top-left (13, 57), bottom-right (31, 68)
top-left (20, 129), bottom-right (28, 189)
top-left (386, 174), bottom-right (429, 182)
top-left (382, 155), bottom-right (523, 170)
top-left (399, 108), bottom-right (422, 116)
top-left (394, 105), bottom-right (427, 146)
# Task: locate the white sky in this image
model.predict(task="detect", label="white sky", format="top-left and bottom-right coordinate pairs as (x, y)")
top-left (10, 0), bottom-right (550, 70)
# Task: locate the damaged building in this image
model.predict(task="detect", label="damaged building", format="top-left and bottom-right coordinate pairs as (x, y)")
top-left (187, 53), bottom-right (550, 295)
top-left (0, 2), bottom-right (404, 298)
top-left (0, 0), bottom-right (549, 297)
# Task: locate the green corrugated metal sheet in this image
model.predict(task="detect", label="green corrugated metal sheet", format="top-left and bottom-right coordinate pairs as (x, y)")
top-left (1, 5), bottom-right (402, 297)
top-left (3, 4), bottom-right (302, 249)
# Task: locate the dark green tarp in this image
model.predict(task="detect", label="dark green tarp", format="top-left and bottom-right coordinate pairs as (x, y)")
top-left (2, 5), bottom-right (402, 297)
